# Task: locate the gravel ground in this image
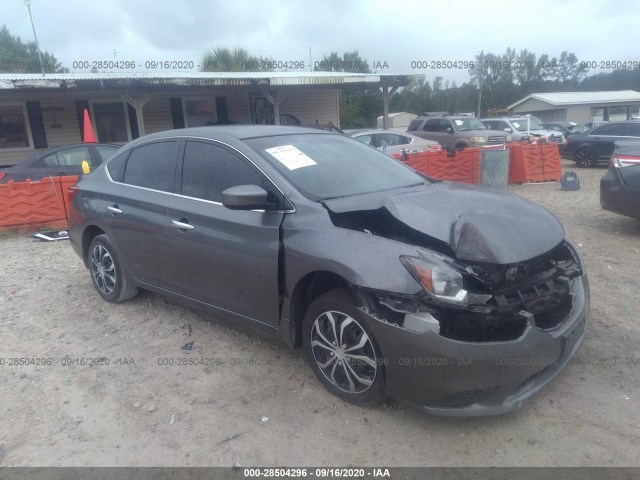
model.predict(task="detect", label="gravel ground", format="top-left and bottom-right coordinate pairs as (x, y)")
top-left (0, 159), bottom-right (639, 467)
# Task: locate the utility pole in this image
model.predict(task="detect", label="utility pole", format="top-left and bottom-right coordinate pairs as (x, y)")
top-left (477, 50), bottom-right (483, 117)
top-left (24, 0), bottom-right (45, 75)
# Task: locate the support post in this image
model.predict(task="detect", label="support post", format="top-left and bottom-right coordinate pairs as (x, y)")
top-left (121, 94), bottom-right (152, 136)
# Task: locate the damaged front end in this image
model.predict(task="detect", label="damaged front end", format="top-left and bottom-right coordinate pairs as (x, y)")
top-left (350, 240), bottom-right (588, 415)
top-left (355, 240), bottom-right (583, 343)
top-left (319, 184), bottom-right (588, 414)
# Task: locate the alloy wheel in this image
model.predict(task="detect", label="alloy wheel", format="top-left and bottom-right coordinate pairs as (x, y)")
top-left (90, 244), bottom-right (117, 296)
top-left (576, 148), bottom-right (595, 167)
top-left (310, 310), bottom-right (378, 394)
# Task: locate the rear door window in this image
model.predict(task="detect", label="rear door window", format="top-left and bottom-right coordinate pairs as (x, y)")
top-left (95, 145), bottom-right (119, 163)
top-left (621, 123), bottom-right (640, 137)
top-left (56, 146), bottom-right (93, 166)
top-left (122, 141), bottom-right (179, 192)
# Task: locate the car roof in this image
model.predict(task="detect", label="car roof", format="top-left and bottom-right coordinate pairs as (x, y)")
top-left (421, 115), bottom-right (476, 120)
top-left (351, 130), bottom-right (410, 136)
top-left (121, 125), bottom-right (334, 150)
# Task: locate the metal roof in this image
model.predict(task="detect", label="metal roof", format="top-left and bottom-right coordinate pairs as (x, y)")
top-left (509, 90), bottom-right (640, 109)
top-left (0, 72), bottom-right (424, 89)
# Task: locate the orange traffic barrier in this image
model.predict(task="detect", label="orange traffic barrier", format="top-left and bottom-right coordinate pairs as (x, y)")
top-left (540, 143), bottom-right (562, 181)
top-left (0, 175), bottom-right (79, 231)
top-left (395, 148), bottom-right (481, 184)
top-left (508, 143), bottom-right (562, 183)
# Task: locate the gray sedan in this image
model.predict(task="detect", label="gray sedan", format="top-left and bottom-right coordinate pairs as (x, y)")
top-left (68, 126), bottom-right (588, 415)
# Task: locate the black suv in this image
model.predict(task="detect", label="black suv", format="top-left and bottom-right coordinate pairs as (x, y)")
top-left (407, 115), bottom-right (511, 150)
top-left (562, 121), bottom-right (640, 167)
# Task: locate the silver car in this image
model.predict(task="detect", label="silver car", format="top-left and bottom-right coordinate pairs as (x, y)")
top-left (351, 130), bottom-right (440, 156)
top-left (482, 117), bottom-right (565, 145)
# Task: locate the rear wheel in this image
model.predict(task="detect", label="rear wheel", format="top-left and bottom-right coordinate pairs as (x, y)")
top-left (88, 234), bottom-right (138, 303)
top-left (302, 289), bottom-right (385, 405)
top-left (575, 147), bottom-right (596, 167)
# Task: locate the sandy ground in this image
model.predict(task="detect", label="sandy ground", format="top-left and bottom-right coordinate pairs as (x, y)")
top-left (0, 159), bottom-right (639, 467)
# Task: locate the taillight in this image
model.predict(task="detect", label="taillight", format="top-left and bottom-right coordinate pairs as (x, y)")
top-left (0, 172), bottom-right (6, 181)
top-left (67, 185), bottom-right (79, 204)
top-left (610, 154), bottom-right (640, 168)
top-left (609, 156), bottom-right (621, 169)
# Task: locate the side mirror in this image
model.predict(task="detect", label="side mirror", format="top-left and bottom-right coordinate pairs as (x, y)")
top-left (221, 185), bottom-right (268, 210)
top-left (446, 127), bottom-right (453, 134)
top-left (504, 128), bottom-right (512, 133)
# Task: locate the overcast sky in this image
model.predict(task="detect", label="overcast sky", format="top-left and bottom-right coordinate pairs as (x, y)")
top-left (4, 0), bottom-right (640, 84)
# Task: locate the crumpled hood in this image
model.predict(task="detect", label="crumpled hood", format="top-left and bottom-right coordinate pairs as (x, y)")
top-left (323, 182), bottom-right (565, 264)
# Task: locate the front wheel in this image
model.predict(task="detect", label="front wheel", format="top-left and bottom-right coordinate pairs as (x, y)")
top-left (302, 290), bottom-right (385, 405)
top-left (88, 234), bottom-right (138, 303)
top-left (575, 147), bottom-right (596, 167)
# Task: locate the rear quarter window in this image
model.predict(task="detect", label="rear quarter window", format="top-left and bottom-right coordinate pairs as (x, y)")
top-left (106, 151), bottom-right (129, 182)
top-left (407, 119), bottom-right (423, 131)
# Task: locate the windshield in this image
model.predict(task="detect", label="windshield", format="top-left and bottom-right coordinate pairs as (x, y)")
top-left (453, 118), bottom-right (487, 131)
top-left (245, 133), bottom-right (424, 201)
top-left (511, 118), bottom-right (543, 131)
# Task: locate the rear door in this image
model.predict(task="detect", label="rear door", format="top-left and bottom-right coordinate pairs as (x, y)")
top-left (167, 140), bottom-right (285, 325)
top-left (589, 123), bottom-right (627, 159)
top-left (102, 140), bottom-right (180, 289)
top-left (422, 119), bottom-right (444, 143)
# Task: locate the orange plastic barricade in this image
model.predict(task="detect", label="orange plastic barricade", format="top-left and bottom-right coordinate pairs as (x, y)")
top-left (508, 143), bottom-right (562, 183)
top-left (0, 175), bottom-right (79, 231)
top-left (395, 148), bottom-right (481, 184)
top-left (540, 143), bottom-right (562, 181)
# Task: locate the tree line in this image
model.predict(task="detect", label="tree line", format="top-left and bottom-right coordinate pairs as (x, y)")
top-left (2, 25), bottom-right (638, 129)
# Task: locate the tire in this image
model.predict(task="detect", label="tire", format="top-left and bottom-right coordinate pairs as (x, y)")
top-left (302, 289), bottom-right (385, 406)
top-left (455, 143), bottom-right (467, 151)
top-left (575, 147), bottom-right (596, 168)
top-left (88, 234), bottom-right (138, 303)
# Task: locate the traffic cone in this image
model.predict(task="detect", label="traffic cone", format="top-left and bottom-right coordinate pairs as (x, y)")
top-left (83, 108), bottom-right (97, 143)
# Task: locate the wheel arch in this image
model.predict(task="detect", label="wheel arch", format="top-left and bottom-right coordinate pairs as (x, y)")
top-left (81, 225), bottom-right (107, 267)
top-left (288, 271), bottom-right (353, 348)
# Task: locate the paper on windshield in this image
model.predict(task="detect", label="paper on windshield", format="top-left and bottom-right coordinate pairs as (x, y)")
top-left (454, 120), bottom-right (464, 126)
top-left (266, 145), bottom-right (317, 170)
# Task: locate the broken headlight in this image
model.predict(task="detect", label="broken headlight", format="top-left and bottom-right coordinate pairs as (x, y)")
top-left (400, 254), bottom-right (468, 304)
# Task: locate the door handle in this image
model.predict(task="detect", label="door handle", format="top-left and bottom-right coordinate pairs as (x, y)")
top-left (106, 205), bottom-right (122, 214)
top-left (171, 219), bottom-right (195, 231)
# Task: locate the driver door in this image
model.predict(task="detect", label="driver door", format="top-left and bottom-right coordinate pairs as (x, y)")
top-left (166, 140), bottom-right (285, 325)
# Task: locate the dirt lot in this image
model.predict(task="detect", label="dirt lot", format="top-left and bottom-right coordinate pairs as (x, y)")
top-left (1, 159), bottom-right (639, 467)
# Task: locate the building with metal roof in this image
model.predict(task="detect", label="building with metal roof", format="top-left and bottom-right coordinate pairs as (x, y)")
top-left (0, 72), bottom-right (423, 166)
top-left (508, 90), bottom-right (640, 124)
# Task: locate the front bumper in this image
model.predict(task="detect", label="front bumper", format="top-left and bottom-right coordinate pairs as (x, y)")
top-left (363, 274), bottom-right (589, 416)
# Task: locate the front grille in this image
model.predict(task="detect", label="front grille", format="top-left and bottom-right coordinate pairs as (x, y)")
top-left (488, 136), bottom-right (507, 143)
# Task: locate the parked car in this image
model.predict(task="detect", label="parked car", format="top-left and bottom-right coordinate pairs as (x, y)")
top-left (68, 126), bottom-right (589, 415)
top-left (481, 117), bottom-right (565, 146)
top-left (600, 140), bottom-right (640, 220)
top-left (562, 121), bottom-right (640, 167)
top-left (0, 143), bottom-right (120, 184)
top-left (351, 130), bottom-right (440, 156)
top-left (540, 121), bottom-right (589, 137)
top-left (407, 115), bottom-right (511, 150)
